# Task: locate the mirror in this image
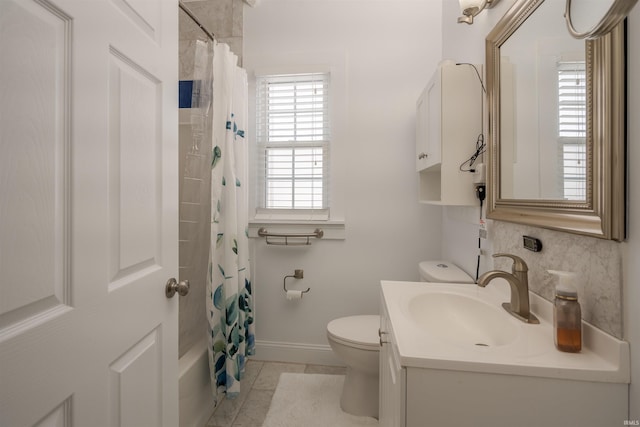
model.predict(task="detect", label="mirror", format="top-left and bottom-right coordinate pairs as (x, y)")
top-left (499, 0), bottom-right (585, 201)
top-left (565, 0), bottom-right (638, 39)
top-left (486, 0), bottom-right (626, 240)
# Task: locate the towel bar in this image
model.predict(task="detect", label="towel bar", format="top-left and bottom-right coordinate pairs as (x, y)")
top-left (257, 227), bottom-right (324, 246)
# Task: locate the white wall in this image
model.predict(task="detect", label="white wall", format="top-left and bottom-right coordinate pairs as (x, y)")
top-left (244, 0), bottom-right (443, 363)
top-left (441, 0), bottom-right (640, 418)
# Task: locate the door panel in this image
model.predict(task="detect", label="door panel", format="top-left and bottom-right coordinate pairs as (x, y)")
top-left (109, 328), bottom-right (162, 427)
top-left (0, 0), bottom-right (178, 425)
top-left (111, 0), bottom-right (161, 42)
top-left (0, 0), bottom-right (71, 335)
top-left (108, 48), bottom-right (162, 287)
top-left (34, 397), bottom-right (72, 427)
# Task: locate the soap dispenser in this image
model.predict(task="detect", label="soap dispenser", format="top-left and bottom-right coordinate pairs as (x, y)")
top-left (549, 270), bottom-right (582, 353)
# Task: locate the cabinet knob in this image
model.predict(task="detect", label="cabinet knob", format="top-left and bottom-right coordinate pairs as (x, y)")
top-left (418, 152), bottom-right (428, 160)
top-left (378, 328), bottom-right (389, 346)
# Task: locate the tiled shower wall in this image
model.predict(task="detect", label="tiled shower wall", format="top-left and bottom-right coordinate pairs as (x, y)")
top-left (178, 0), bottom-right (244, 358)
top-left (179, 0), bottom-right (244, 80)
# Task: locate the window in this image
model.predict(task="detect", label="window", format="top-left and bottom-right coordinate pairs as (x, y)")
top-left (557, 61), bottom-right (586, 201)
top-left (255, 73), bottom-right (330, 217)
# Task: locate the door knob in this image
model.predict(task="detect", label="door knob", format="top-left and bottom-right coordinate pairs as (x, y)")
top-left (165, 278), bottom-right (190, 298)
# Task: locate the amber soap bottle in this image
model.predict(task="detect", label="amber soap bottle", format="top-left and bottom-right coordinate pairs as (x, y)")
top-left (549, 270), bottom-right (582, 353)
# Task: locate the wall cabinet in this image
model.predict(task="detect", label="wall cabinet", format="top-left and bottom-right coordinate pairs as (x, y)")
top-left (415, 61), bottom-right (483, 205)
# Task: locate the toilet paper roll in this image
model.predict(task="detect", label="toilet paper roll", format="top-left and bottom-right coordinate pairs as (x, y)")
top-left (286, 290), bottom-right (304, 300)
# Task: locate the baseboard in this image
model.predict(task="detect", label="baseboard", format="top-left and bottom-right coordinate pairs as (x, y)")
top-left (252, 340), bottom-right (343, 366)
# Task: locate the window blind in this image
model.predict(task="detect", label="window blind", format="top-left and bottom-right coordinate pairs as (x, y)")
top-left (255, 73), bottom-right (330, 212)
top-left (557, 62), bottom-right (586, 201)
top-left (558, 62), bottom-right (586, 138)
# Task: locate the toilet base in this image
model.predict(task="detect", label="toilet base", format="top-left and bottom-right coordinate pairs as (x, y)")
top-left (340, 366), bottom-right (379, 419)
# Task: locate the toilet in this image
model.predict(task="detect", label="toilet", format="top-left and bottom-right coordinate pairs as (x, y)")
top-left (326, 261), bottom-right (473, 419)
top-left (418, 260), bottom-right (475, 285)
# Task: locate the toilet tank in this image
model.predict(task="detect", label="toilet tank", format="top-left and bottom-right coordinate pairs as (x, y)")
top-left (419, 261), bottom-right (474, 283)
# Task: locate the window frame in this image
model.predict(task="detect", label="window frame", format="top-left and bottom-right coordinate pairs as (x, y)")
top-left (254, 72), bottom-right (331, 220)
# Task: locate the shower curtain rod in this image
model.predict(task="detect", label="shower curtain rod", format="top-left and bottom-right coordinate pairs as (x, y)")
top-left (179, 1), bottom-right (215, 42)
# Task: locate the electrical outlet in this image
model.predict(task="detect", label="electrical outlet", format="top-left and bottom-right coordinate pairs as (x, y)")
top-left (523, 236), bottom-right (542, 252)
top-left (473, 163), bottom-right (486, 185)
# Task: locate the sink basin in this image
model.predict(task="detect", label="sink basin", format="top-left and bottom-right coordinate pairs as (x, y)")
top-left (407, 292), bottom-right (518, 347)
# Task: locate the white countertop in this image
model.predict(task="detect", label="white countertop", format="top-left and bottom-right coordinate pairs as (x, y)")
top-left (380, 280), bottom-right (630, 383)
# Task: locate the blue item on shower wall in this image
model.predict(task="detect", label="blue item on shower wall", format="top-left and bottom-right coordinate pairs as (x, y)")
top-left (179, 80), bottom-right (193, 108)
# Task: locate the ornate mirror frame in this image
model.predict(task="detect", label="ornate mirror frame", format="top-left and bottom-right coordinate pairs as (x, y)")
top-left (565, 0), bottom-right (638, 39)
top-left (486, 0), bottom-right (626, 241)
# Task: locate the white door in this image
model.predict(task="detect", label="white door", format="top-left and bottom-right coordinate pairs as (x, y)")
top-left (0, 0), bottom-right (179, 425)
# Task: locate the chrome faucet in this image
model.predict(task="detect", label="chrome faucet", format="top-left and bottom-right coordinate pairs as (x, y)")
top-left (477, 253), bottom-right (539, 324)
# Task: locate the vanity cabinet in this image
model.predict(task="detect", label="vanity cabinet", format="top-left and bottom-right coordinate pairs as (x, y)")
top-left (415, 61), bottom-right (482, 205)
top-left (379, 281), bottom-right (630, 427)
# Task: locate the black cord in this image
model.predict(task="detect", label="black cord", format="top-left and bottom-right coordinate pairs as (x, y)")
top-left (475, 200), bottom-right (482, 281)
top-left (476, 246), bottom-right (481, 281)
top-left (455, 63), bottom-right (486, 94)
top-left (475, 186), bottom-right (486, 282)
top-left (460, 134), bottom-right (486, 172)
top-left (456, 62), bottom-right (486, 174)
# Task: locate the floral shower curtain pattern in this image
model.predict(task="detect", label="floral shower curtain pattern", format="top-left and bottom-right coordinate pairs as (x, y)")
top-left (206, 42), bottom-right (254, 401)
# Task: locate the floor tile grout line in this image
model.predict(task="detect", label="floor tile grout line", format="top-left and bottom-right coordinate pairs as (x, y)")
top-left (231, 360), bottom-right (266, 426)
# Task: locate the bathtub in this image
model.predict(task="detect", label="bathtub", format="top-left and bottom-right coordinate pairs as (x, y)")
top-left (179, 338), bottom-right (216, 427)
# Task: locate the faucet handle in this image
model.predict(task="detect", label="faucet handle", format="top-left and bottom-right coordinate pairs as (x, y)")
top-left (493, 253), bottom-right (528, 272)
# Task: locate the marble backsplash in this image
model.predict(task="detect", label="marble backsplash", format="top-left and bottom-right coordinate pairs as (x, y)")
top-left (488, 220), bottom-right (623, 338)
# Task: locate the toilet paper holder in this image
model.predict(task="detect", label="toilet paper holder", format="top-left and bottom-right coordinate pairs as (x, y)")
top-left (284, 269), bottom-right (310, 294)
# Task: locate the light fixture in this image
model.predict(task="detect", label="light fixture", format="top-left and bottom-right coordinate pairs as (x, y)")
top-left (457, 0), bottom-right (501, 24)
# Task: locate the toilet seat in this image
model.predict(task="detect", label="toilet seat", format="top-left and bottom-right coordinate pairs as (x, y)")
top-left (327, 315), bottom-right (380, 351)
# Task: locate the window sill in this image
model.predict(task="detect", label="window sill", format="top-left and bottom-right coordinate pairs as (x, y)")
top-left (248, 219), bottom-right (346, 240)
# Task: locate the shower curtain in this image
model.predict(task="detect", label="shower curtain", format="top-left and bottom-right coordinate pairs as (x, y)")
top-left (206, 42), bottom-right (255, 402)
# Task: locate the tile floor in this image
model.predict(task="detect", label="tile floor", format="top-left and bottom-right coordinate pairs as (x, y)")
top-left (205, 360), bottom-right (346, 427)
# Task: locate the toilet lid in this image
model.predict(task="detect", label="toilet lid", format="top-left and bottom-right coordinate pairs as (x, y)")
top-left (327, 315), bottom-right (380, 348)
top-left (419, 260), bottom-right (474, 283)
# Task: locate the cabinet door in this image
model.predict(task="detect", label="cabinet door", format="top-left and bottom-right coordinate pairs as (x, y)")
top-left (425, 70), bottom-right (442, 169)
top-left (380, 343), bottom-right (394, 425)
top-left (379, 315), bottom-right (404, 426)
top-left (415, 87), bottom-right (429, 171)
top-left (416, 70), bottom-right (442, 172)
